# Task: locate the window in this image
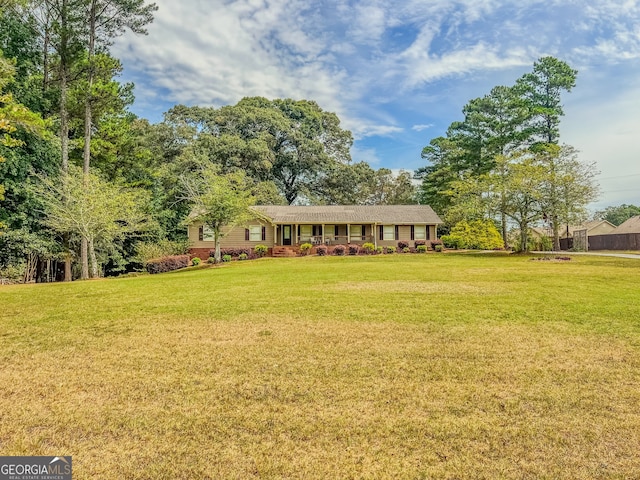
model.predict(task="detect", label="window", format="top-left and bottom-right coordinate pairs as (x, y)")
top-left (383, 225), bottom-right (395, 241)
top-left (300, 225), bottom-right (312, 241)
top-left (414, 225), bottom-right (426, 240)
top-left (324, 225), bottom-right (334, 240)
top-left (350, 224), bottom-right (363, 240)
top-left (249, 225), bottom-right (262, 241)
top-left (203, 226), bottom-right (215, 241)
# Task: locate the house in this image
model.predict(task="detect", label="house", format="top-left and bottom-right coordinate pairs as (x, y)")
top-left (613, 215), bottom-right (640, 234)
top-left (188, 205), bottom-right (443, 258)
top-left (559, 219), bottom-right (617, 238)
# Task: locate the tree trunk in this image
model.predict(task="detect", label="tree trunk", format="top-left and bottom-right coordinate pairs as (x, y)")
top-left (80, 0), bottom-right (97, 279)
top-left (81, 236), bottom-right (89, 279)
top-left (59, 0), bottom-right (72, 281)
top-left (552, 215), bottom-right (560, 251)
top-left (89, 236), bottom-right (99, 278)
top-left (214, 229), bottom-right (221, 263)
top-left (520, 221), bottom-right (529, 252)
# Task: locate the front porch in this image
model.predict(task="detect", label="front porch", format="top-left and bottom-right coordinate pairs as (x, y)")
top-left (275, 224), bottom-right (377, 247)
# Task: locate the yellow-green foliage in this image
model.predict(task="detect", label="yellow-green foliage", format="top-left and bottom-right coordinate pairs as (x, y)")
top-left (443, 219), bottom-right (504, 249)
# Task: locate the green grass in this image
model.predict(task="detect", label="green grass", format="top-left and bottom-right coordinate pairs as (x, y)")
top-left (1, 253), bottom-right (639, 479)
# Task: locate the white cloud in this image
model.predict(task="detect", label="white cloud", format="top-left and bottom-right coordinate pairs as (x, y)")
top-left (411, 124), bottom-right (434, 132)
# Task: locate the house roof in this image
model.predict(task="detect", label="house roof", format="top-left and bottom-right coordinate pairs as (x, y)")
top-left (251, 205), bottom-right (442, 224)
top-left (614, 215), bottom-right (640, 234)
top-left (563, 219), bottom-right (616, 235)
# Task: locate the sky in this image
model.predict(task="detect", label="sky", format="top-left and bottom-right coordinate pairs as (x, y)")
top-left (112, 0), bottom-right (640, 211)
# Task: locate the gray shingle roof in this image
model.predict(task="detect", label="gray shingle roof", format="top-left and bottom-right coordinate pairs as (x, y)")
top-left (614, 215), bottom-right (640, 234)
top-left (251, 205), bottom-right (442, 224)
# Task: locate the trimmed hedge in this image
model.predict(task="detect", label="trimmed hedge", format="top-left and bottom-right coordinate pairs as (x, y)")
top-left (210, 248), bottom-right (251, 258)
top-left (146, 255), bottom-right (191, 274)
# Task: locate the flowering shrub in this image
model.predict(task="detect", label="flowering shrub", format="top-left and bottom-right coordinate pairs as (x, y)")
top-left (146, 255), bottom-right (191, 274)
top-left (414, 240), bottom-right (426, 248)
top-left (347, 244), bottom-right (359, 255)
top-left (316, 245), bottom-right (328, 256)
top-left (397, 240), bottom-right (409, 250)
top-left (430, 240), bottom-right (443, 250)
top-left (333, 245), bottom-right (346, 256)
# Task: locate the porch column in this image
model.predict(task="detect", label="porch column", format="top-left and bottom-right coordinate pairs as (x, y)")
top-left (347, 223), bottom-right (350, 244)
top-left (273, 225), bottom-right (278, 246)
top-left (295, 224), bottom-right (298, 245)
top-left (322, 224), bottom-right (325, 244)
top-left (373, 223), bottom-right (377, 248)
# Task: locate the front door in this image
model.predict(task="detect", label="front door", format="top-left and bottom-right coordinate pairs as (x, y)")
top-left (283, 225), bottom-right (292, 246)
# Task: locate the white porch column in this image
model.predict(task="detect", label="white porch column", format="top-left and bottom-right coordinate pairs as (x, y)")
top-left (273, 225), bottom-right (278, 245)
top-left (347, 223), bottom-right (350, 244)
top-left (322, 224), bottom-right (325, 244)
top-left (295, 224), bottom-right (298, 245)
top-left (373, 223), bottom-right (377, 248)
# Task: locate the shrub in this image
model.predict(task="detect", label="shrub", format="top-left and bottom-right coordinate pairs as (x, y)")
top-left (136, 239), bottom-right (191, 266)
top-left (191, 257), bottom-right (201, 266)
top-left (416, 244), bottom-right (427, 253)
top-left (211, 248), bottom-right (251, 258)
top-left (414, 240), bottom-right (426, 248)
top-left (430, 239), bottom-right (443, 250)
top-left (442, 220), bottom-right (504, 250)
top-left (435, 244), bottom-right (443, 252)
top-left (207, 257), bottom-right (216, 264)
top-left (316, 245), bottom-right (328, 256)
top-left (362, 242), bottom-right (375, 254)
top-left (376, 246), bottom-right (384, 254)
top-left (146, 255), bottom-right (191, 274)
top-left (222, 254), bottom-right (232, 263)
top-left (333, 245), bottom-right (346, 256)
top-left (300, 243), bottom-right (313, 255)
top-left (402, 247), bottom-right (411, 253)
top-left (254, 244), bottom-right (268, 257)
top-left (440, 235), bottom-right (461, 249)
top-left (385, 246), bottom-right (396, 254)
top-left (238, 253), bottom-right (248, 260)
top-left (397, 240), bottom-right (409, 250)
top-left (347, 244), bottom-right (359, 255)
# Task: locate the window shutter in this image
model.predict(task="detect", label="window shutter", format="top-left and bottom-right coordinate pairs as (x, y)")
top-left (395, 225), bottom-right (399, 241)
top-left (261, 226), bottom-right (266, 241)
top-left (245, 229), bottom-right (250, 241)
top-left (410, 225), bottom-right (415, 240)
top-left (427, 226), bottom-right (431, 240)
top-left (335, 225), bottom-right (339, 236)
top-left (198, 226), bottom-right (203, 241)
top-left (379, 225), bottom-right (383, 241)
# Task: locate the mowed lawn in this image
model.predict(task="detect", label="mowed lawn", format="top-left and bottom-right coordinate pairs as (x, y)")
top-left (1, 253), bottom-right (639, 479)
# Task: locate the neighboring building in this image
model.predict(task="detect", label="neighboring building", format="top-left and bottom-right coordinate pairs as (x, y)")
top-left (613, 215), bottom-right (640, 234)
top-left (559, 220), bottom-right (617, 239)
top-left (188, 205), bottom-right (442, 258)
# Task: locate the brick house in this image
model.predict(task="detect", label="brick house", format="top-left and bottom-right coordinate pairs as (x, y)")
top-left (188, 205), bottom-right (443, 258)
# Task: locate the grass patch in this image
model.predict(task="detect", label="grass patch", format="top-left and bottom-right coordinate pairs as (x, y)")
top-left (1, 253), bottom-right (639, 478)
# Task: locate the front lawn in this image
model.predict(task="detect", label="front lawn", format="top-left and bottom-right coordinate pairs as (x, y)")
top-left (1, 253), bottom-right (639, 478)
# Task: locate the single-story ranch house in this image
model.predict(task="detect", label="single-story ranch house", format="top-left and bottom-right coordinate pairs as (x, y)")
top-left (188, 205), bottom-right (443, 258)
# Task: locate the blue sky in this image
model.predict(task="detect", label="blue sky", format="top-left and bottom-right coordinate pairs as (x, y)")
top-left (112, 0), bottom-right (640, 210)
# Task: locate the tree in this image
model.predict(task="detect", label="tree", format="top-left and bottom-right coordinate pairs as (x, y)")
top-left (180, 166), bottom-right (257, 263)
top-left (537, 144), bottom-right (599, 250)
top-left (515, 56), bottom-right (577, 146)
top-left (36, 165), bottom-right (151, 278)
top-left (595, 204), bottom-right (640, 226)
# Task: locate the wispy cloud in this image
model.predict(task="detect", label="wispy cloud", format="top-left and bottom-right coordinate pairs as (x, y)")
top-left (411, 124), bottom-right (434, 132)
